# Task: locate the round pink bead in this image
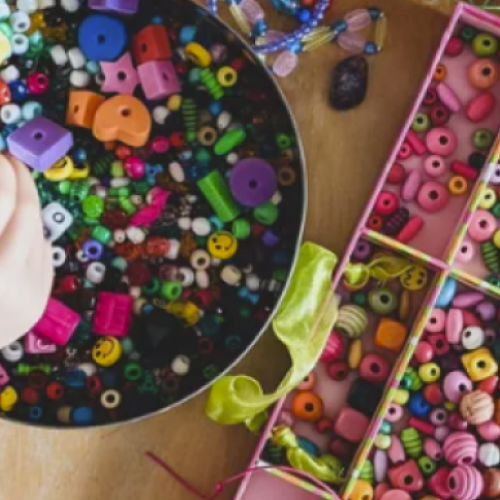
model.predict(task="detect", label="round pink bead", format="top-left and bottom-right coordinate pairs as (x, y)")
top-left (397, 141), bottom-right (413, 160)
top-left (386, 403), bottom-right (404, 423)
top-left (452, 291), bottom-right (484, 308)
top-left (320, 330), bottom-right (345, 363)
top-left (446, 309), bottom-right (463, 344)
top-left (455, 238), bottom-right (475, 263)
top-left (447, 465), bottom-right (483, 500)
top-left (477, 420), bottom-right (500, 441)
top-left (468, 209), bottom-right (497, 242)
top-left (374, 483), bottom-right (391, 500)
top-left (414, 340), bottom-right (434, 363)
top-left (27, 72), bottom-right (49, 94)
top-left (424, 438), bottom-right (443, 461)
top-left (360, 353), bottom-right (390, 383)
top-left (401, 169), bottom-right (422, 201)
top-left (424, 155), bottom-right (447, 178)
top-left (443, 371), bottom-right (473, 403)
top-left (375, 191), bottom-right (399, 216)
top-left (345, 9), bottom-right (372, 31)
top-left (124, 156), bottom-right (146, 179)
top-left (150, 136), bottom-right (170, 154)
top-left (425, 127), bottom-right (457, 157)
top-left (476, 301), bottom-right (496, 322)
top-left (428, 308), bottom-right (446, 332)
top-left (387, 434), bottom-right (405, 464)
top-left (417, 181), bottom-right (449, 213)
top-left (435, 425), bottom-right (451, 442)
top-left (430, 408), bottom-right (448, 426)
top-left (337, 31), bottom-right (366, 54)
top-left (490, 165), bottom-right (500, 185)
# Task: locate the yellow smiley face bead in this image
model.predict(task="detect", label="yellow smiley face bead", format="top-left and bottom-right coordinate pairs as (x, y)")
top-left (207, 231), bottom-right (238, 260)
top-left (92, 337), bottom-right (122, 367)
top-left (400, 263), bottom-right (428, 291)
top-left (462, 348), bottom-right (498, 382)
top-left (0, 386), bottom-right (17, 412)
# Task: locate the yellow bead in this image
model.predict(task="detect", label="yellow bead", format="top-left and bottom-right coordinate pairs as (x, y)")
top-left (0, 31), bottom-right (11, 66)
top-left (43, 156), bottom-right (74, 181)
top-left (444, 401), bottom-right (456, 412)
top-left (185, 42), bottom-right (212, 68)
top-left (462, 348), bottom-right (498, 382)
top-left (374, 14), bottom-right (387, 50)
top-left (393, 388), bottom-right (410, 405)
top-left (418, 362), bottom-right (441, 383)
top-left (448, 176), bottom-right (468, 196)
top-left (348, 480), bottom-right (374, 500)
top-left (493, 229), bottom-right (500, 249)
top-left (374, 434), bottom-right (392, 450)
top-left (348, 339), bottom-right (363, 369)
top-left (480, 187), bottom-right (497, 209)
top-left (400, 263), bottom-right (428, 291)
top-left (399, 289), bottom-right (411, 321)
top-left (92, 337), bottom-right (122, 367)
top-left (167, 94), bottom-right (182, 112)
top-left (207, 231), bottom-right (238, 260)
top-left (0, 386), bottom-right (17, 412)
top-left (217, 67), bottom-right (238, 88)
top-left (68, 161), bottom-right (90, 180)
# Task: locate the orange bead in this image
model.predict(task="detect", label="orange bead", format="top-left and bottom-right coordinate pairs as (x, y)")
top-left (468, 58), bottom-right (499, 90)
top-left (291, 391), bottom-right (324, 422)
top-left (66, 91), bottom-right (105, 129)
top-left (434, 64), bottom-right (446, 81)
top-left (367, 215), bottom-right (383, 231)
top-left (104, 141), bottom-right (116, 151)
top-left (297, 372), bottom-right (316, 391)
top-left (374, 318), bottom-right (408, 352)
top-left (115, 144), bottom-right (132, 159)
top-left (348, 480), bottom-right (374, 500)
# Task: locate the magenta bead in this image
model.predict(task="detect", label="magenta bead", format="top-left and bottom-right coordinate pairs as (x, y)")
top-left (425, 127), bottom-right (457, 157)
top-left (428, 309), bottom-right (446, 332)
top-left (448, 412), bottom-right (468, 431)
top-left (447, 465), bottom-right (483, 500)
top-left (385, 403), bottom-right (404, 423)
top-left (417, 181), bottom-right (449, 213)
top-left (455, 238), bottom-right (475, 263)
top-left (401, 169), bottom-right (422, 201)
top-left (320, 330), bottom-right (345, 363)
top-left (446, 37), bottom-right (464, 56)
top-left (375, 191), bottom-right (399, 216)
top-left (345, 9), bottom-right (372, 31)
top-left (443, 371), bottom-right (473, 403)
top-left (397, 141), bottom-right (413, 160)
top-left (150, 136), bottom-right (170, 154)
top-left (424, 438), bottom-right (443, 461)
top-left (468, 209), bottom-right (497, 242)
top-left (424, 155), bottom-right (447, 178)
top-left (27, 72), bottom-right (49, 95)
top-left (337, 31), bottom-right (366, 53)
top-left (124, 156), bottom-right (146, 179)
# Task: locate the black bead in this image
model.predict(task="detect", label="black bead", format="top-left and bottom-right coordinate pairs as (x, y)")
top-left (347, 378), bottom-right (382, 416)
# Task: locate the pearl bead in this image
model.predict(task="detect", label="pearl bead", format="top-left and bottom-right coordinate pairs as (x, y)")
top-left (171, 355), bottom-right (190, 375)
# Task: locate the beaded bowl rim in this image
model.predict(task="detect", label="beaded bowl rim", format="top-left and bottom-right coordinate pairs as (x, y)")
top-left (7, 0), bottom-right (308, 429)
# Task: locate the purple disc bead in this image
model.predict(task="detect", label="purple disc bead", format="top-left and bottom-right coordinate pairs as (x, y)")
top-left (230, 158), bottom-right (277, 207)
top-left (352, 240), bottom-right (372, 261)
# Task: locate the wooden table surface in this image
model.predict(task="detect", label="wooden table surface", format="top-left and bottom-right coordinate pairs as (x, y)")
top-left (0, 1), bottom-right (473, 499)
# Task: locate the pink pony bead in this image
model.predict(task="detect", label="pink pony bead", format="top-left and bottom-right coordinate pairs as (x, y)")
top-left (374, 483), bottom-right (391, 500)
top-left (428, 467), bottom-right (452, 499)
top-left (374, 448), bottom-right (388, 482)
top-left (424, 438), bottom-right (443, 461)
top-left (443, 432), bottom-right (478, 465)
top-left (26, 72), bottom-right (49, 94)
top-left (477, 420), bottom-right (500, 441)
top-left (401, 169), bottom-right (422, 201)
top-left (436, 82), bottom-right (462, 112)
top-left (417, 181), bottom-right (449, 213)
top-left (468, 209), bottom-right (497, 242)
top-left (428, 308), bottom-right (446, 332)
top-left (374, 191), bottom-right (399, 216)
top-left (345, 9), bottom-right (372, 31)
top-left (424, 155), bottom-right (447, 178)
top-left (320, 330), bottom-right (345, 363)
top-left (443, 371), bottom-right (473, 403)
top-left (386, 403), bottom-right (404, 423)
top-left (455, 238), bottom-right (475, 263)
top-left (447, 465), bottom-right (483, 500)
top-left (124, 156), bottom-right (146, 179)
top-left (359, 353), bottom-right (390, 383)
top-left (387, 434), bottom-right (406, 464)
top-left (445, 309), bottom-right (463, 344)
top-left (425, 127), bottom-right (457, 156)
top-left (430, 408), bottom-right (448, 426)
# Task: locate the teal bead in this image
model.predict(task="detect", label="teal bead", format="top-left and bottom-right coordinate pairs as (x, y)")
top-left (22, 101), bottom-right (43, 121)
top-left (379, 420), bottom-right (392, 435)
top-left (29, 30), bottom-right (43, 45)
top-left (195, 147), bottom-right (211, 164)
top-left (352, 291), bottom-right (367, 307)
top-left (111, 257), bottom-right (127, 272)
top-left (85, 60), bottom-right (100, 75)
top-left (209, 216), bottom-right (224, 231)
top-left (121, 339), bottom-right (135, 356)
top-left (0, 22), bottom-right (13, 39)
top-left (188, 67), bottom-right (201, 84)
top-left (460, 25), bottom-right (477, 43)
top-left (0, 134), bottom-right (6, 152)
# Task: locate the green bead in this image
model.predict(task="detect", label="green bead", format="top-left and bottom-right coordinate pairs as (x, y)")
top-left (198, 171), bottom-right (240, 222)
top-left (400, 374), bottom-right (412, 390)
top-left (486, 274), bottom-right (500, 288)
top-left (412, 113), bottom-right (430, 133)
top-left (214, 127), bottom-right (246, 155)
top-left (124, 362), bottom-right (143, 381)
top-left (121, 338), bottom-right (134, 355)
top-left (481, 241), bottom-right (500, 273)
top-left (352, 291), bottom-right (367, 307)
top-left (134, 181), bottom-right (150, 195)
top-left (273, 268), bottom-right (287, 281)
top-left (254, 202), bottom-right (278, 226)
top-left (368, 286), bottom-right (399, 315)
top-left (91, 225), bottom-right (112, 244)
top-left (472, 32), bottom-right (499, 57)
top-left (109, 187), bottom-right (130, 197)
top-left (70, 180), bottom-right (90, 202)
top-left (379, 420), bottom-right (392, 435)
top-left (418, 456), bottom-right (436, 477)
top-left (473, 128), bottom-right (494, 150)
top-left (358, 460), bottom-right (373, 484)
top-left (111, 161), bottom-right (125, 177)
top-left (58, 180), bottom-right (71, 195)
top-left (404, 367), bottom-right (423, 391)
top-left (276, 133), bottom-right (292, 150)
top-left (401, 427), bottom-right (422, 458)
top-left (83, 217), bottom-right (99, 226)
top-left (143, 277), bottom-right (161, 296)
top-left (82, 194), bottom-right (104, 218)
top-left (460, 25), bottom-right (477, 43)
top-left (195, 147), bottom-right (212, 164)
top-left (161, 281), bottom-right (183, 300)
top-left (492, 202), bottom-right (500, 219)
top-left (119, 197), bottom-right (137, 215)
top-left (111, 257), bottom-right (127, 272)
top-left (0, 22), bottom-right (13, 39)
top-left (232, 219), bottom-right (251, 239)
top-left (188, 67), bottom-right (201, 84)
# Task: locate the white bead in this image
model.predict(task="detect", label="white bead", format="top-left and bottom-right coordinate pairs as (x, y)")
top-left (478, 443), bottom-right (500, 467)
top-left (179, 267), bottom-right (194, 287)
top-left (130, 194), bottom-right (142, 206)
top-left (221, 265), bottom-right (241, 286)
top-left (196, 270), bottom-right (210, 289)
top-left (171, 355), bottom-right (190, 376)
top-left (190, 249), bottom-right (210, 270)
top-left (192, 217), bottom-right (211, 236)
top-left (461, 326), bottom-right (485, 350)
top-left (271, 191), bottom-right (282, 205)
top-left (16, 0), bottom-right (37, 13)
top-left (152, 105), bottom-right (170, 124)
top-left (186, 194), bottom-right (197, 204)
top-left (77, 362), bottom-right (97, 377)
top-left (0, 65), bottom-right (19, 83)
top-left (1, 104), bottom-right (21, 124)
top-left (246, 274), bottom-right (260, 292)
top-left (178, 217), bottom-right (191, 231)
top-left (86, 262), bottom-right (106, 284)
top-left (2, 341), bottom-right (23, 362)
top-left (70, 69), bottom-right (90, 88)
top-left (10, 11), bottom-right (30, 32)
top-left (50, 45), bottom-right (68, 66)
top-left (60, 0), bottom-right (81, 12)
top-left (110, 177), bottom-right (129, 188)
top-left (0, 3), bottom-right (10, 20)
top-left (169, 161), bottom-right (184, 182)
top-left (113, 229), bottom-right (126, 244)
top-left (37, 0), bottom-right (57, 8)
top-left (75, 249), bottom-right (89, 263)
top-left (52, 246), bottom-right (66, 268)
top-left (226, 152), bottom-right (238, 165)
top-left (129, 286), bottom-right (142, 299)
top-left (166, 239), bottom-right (180, 259)
top-left (68, 47), bottom-right (86, 69)
top-left (217, 111), bottom-right (232, 130)
top-left (42, 202), bottom-right (73, 242)
top-left (11, 34), bottom-right (28, 54)
top-left (126, 226), bottom-right (145, 244)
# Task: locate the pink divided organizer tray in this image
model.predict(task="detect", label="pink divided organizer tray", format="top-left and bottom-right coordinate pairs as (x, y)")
top-left (235, 4), bottom-right (500, 500)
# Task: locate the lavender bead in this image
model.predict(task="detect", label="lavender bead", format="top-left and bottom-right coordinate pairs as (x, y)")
top-left (476, 301), bottom-right (496, 322)
top-left (353, 240), bottom-right (372, 261)
top-left (262, 229), bottom-right (279, 246)
top-left (452, 291), bottom-right (484, 309)
top-left (88, 0), bottom-right (138, 14)
top-left (82, 239), bottom-right (104, 260)
top-left (7, 116), bottom-right (73, 172)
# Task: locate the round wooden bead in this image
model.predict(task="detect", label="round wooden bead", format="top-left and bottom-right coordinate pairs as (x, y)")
top-left (327, 360), bottom-right (349, 381)
top-left (375, 191), bottom-right (399, 216)
top-left (482, 468), bottom-right (500, 498)
top-left (388, 163), bottom-right (405, 185)
top-left (466, 91), bottom-right (496, 123)
top-left (415, 341), bottom-right (434, 363)
top-left (459, 389), bottom-right (494, 425)
top-left (428, 309), bottom-right (446, 332)
top-left (468, 59), bottom-right (499, 89)
top-left (368, 215), bottom-right (384, 231)
top-left (472, 32), bottom-right (499, 57)
top-left (423, 87), bottom-right (438, 106)
top-left (446, 36), bottom-right (464, 56)
top-left (448, 176), bottom-right (468, 196)
top-left (401, 169), bottom-right (422, 202)
top-left (425, 128), bottom-right (457, 157)
top-left (320, 330), bottom-right (345, 363)
top-left (455, 239), bottom-right (475, 263)
top-left (359, 352), bottom-right (390, 383)
top-left (397, 142), bottom-right (413, 160)
top-left (478, 443), bottom-right (500, 467)
top-left (297, 371), bottom-right (316, 391)
top-left (443, 371), bottom-right (473, 403)
top-left (434, 64), bottom-right (447, 82)
top-left (430, 104), bottom-right (450, 126)
top-left (291, 390), bottom-right (323, 421)
top-left (417, 181), bottom-right (449, 213)
top-left (424, 155), bottom-right (447, 178)
top-left (468, 209), bottom-right (497, 242)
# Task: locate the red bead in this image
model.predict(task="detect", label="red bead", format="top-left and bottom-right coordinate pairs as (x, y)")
top-left (27, 72), bottom-right (49, 94)
top-left (415, 340), bottom-right (434, 363)
top-left (423, 87), bottom-right (438, 106)
top-left (428, 333), bottom-right (449, 356)
top-left (428, 467), bottom-right (452, 499)
top-left (320, 331), bottom-right (345, 363)
top-left (430, 104), bottom-right (450, 126)
top-left (359, 352), bottom-right (390, 383)
top-left (169, 131), bottom-right (185, 148)
top-left (101, 209), bottom-right (129, 229)
top-left (329, 438), bottom-right (354, 460)
top-left (367, 215), bottom-right (384, 231)
top-left (327, 361), bottom-right (349, 381)
top-left (424, 382), bottom-right (445, 405)
top-left (397, 216), bottom-right (424, 244)
top-left (316, 416), bottom-right (334, 434)
top-left (448, 412), bottom-right (468, 431)
top-left (387, 163), bottom-right (405, 185)
top-left (375, 191), bottom-right (399, 216)
top-left (451, 161), bottom-right (478, 181)
top-left (59, 274), bottom-right (80, 294)
top-left (466, 91), bottom-right (496, 122)
top-left (0, 80), bottom-right (11, 105)
top-left (126, 260), bottom-right (152, 286)
top-left (478, 376), bottom-right (498, 395)
top-left (406, 130), bottom-right (427, 155)
top-left (462, 310), bottom-right (481, 326)
top-left (87, 375), bottom-right (103, 395)
top-left (46, 381), bottom-right (64, 400)
top-left (446, 37), bottom-right (464, 56)
top-left (387, 460), bottom-right (424, 492)
top-left (21, 387), bottom-right (40, 405)
top-left (132, 25), bottom-right (172, 65)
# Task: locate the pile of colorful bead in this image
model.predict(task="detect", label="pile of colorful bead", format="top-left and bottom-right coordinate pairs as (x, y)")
top-left (0, 0), bottom-right (304, 426)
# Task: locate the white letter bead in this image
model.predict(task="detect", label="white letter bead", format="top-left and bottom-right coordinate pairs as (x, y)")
top-left (42, 202), bottom-right (73, 242)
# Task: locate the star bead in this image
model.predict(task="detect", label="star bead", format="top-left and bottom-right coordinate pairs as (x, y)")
top-left (100, 52), bottom-right (139, 95)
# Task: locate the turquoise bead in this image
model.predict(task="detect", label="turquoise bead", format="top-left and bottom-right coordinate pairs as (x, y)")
top-left (436, 278), bottom-right (457, 308)
top-left (22, 101), bottom-right (42, 121)
top-left (85, 60), bottom-right (100, 75)
top-left (379, 420), bottom-right (392, 435)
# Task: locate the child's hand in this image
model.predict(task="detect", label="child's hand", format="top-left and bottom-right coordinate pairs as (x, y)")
top-left (0, 156), bottom-right (53, 348)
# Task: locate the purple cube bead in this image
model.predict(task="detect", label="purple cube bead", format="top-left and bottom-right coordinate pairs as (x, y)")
top-left (7, 116), bottom-right (73, 172)
top-left (88, 0), bottom-right (138, 14)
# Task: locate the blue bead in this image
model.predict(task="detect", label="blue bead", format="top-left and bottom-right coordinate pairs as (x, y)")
top-left (0, 134), bottom-right (7, 151)
top-left (332, 20), bottom-right (347, 34)
top-left (29, 406), bottom-right (42, 421)
top-left (408, 392), bottom-right (431, 418)
top-left (85, 60), bottom-right (100, 75)
top-left (209, 215), bottom-right (223, 230)
top-left (9, 80), bottom-right (28, 101)
top-left (152, 15), bottom-right (162, 24)
top-left (365, 42), bottom-right (378, 55)
top-left (78, 14), bottom-right (127, 62)
top-left (253, 19), bottom-right (268, 37)
top-left (2, 124), bottom-right (16, 138)
top-left (65, 369), bottom-right (86, 388)
top-left (72, 406), bottom-right (93, 425)
top-left (437, 278), bottom-right (457, 308)
top-left (101, 371), bottom-right (117, 387)
top-left (368, 7), bottom-right (381, 20)
top-left (286, 39), bottom-right (302, 54)
top-left (179, 25), bottom-right (197, 45)
top-left (209, 101), bottom-right (222, 116)
top-left (73, 147), bottom-right (87, 163)
top-left (297, 436), bottom-right (319, 456)
top-left (297, 8), bottom-right (311, 22)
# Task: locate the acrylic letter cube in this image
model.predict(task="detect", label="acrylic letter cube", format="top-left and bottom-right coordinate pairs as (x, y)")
top-left (93, 292), bottom-right (133, 337)
top-left (33, 298), bottom-right (80, 346)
